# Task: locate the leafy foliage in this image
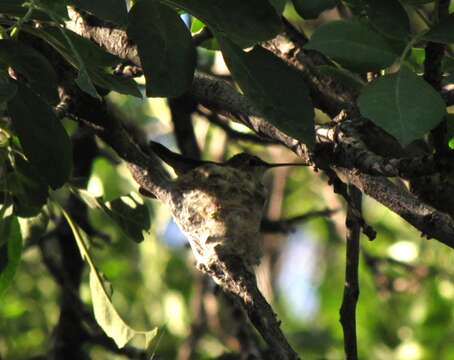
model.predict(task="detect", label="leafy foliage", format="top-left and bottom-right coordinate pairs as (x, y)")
top-left (127, 0), bottom-right (196, 97)
top-left (219, 38), bottom-right (315, 146)
top-left (305, 20), bottom-right (399, 72)
top-left (358, 67), bottom-right (446, 145)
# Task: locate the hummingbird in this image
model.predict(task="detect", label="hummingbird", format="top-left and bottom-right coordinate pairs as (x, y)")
top-left (147, 140), bottom-right (304, 270)
top-left (148, 140), bottom-right (299, 176)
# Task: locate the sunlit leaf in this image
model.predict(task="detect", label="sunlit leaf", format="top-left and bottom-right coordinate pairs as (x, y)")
top-left (101, 195), bottom-right (150, 243)
top-left (0, 216), bottom-right (23, 298)
top-left (8, 82), bottom-right (72, 189)
top-left (128, 0), bottom-right (196, 97)
top-left (60, 208), bottom-right (157, 349)
top-left (305, 20), bottom-right (399, 72)
top-left (75, 189), bottom-right (150, 243)
top-left (358, 66), bottom-right (446, 145)
top-left (89, 271), bottom-right (157, 348)
top-left (219, 38), bottom-right (315, 146)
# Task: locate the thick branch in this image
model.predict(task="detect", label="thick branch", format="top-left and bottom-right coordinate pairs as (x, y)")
top-left (62, 90), bottom-right (173, 200)
top-left (338, 168), bottom-right (454, 247)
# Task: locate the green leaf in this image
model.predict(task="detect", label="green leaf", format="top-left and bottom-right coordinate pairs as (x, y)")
top-left (358, 66), bottom-right (446, 146)
top-left (423, 13), bottom-right (454, 44)
top-left (60, 207), bottom-right (157, 348)
top-left (292, 0), bottom-right (338, 19)
top-left (8, 157), bottom-right (49, 217)
top-left (317, 65), bottom-right (365, 93)
top-left (88, 70), bottom-right (142, 98)
top-left (0, 40), bottom-right (58, 104)
top-left (128, 0), bottom-right (196, 97)
top-left (89, 270), bottom-right (157, 348)
top-left (0, 216), bottom-right (23, 298)
top-left (26, 27), bottom-right (141, 97)
top-left (34, 0), bottom-right (69, 21)
top-left (0, 0), bottom-right (62, 20)
top-left (269, 0), bottom-right (287, 13)
top-left (101, 195), bottom-right (150, 243)
top-left (69, 0), bottom-right (128, 26)
top-left (219, 38), bottom-right (315, 146)
top-left (400, 0), bottom-right (434, 4)
top-left (8, 82), bottom-right (72, 189)
top-left (159, 0), bottom-right (282, 46)
top-left (76, 189), bottom-right (150, 243)
top-left (364, 0), bottom-right (410, 40)
top-left (305, 20), bottom-right (399, 72)
top-left (190, 18), bottom-right (219, 50)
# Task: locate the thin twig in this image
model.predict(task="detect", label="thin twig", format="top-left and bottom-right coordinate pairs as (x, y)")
top-left (260, 208), bottom-right (338, 233)
top-left (339, 185), bottom-right (362, 360)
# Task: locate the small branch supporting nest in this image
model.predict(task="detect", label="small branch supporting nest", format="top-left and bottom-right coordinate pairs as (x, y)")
top-left (201, 255), bottom-right (300, 360)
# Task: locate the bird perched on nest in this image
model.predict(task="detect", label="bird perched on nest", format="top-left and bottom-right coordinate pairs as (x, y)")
top-left (148, 141), bottom-right (301, 275)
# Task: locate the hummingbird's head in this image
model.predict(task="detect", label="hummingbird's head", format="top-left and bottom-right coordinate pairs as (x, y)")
top-left (224, 153), bottom-right (305, 177)
top-left (225, 153), bottom-right (270, 171)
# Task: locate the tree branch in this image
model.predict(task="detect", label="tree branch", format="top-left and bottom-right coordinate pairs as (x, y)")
top-left (339, 185), bottom-right (361, 360)
top-left (62, 7), bottom-right (454, 261)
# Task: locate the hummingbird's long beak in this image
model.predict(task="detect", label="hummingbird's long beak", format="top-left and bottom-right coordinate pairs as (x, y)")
top-left (265, 162), bottom-right (308, 168)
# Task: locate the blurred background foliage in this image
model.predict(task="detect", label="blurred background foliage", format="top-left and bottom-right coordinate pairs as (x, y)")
top-left (2, 2), bottom-right (454, 360)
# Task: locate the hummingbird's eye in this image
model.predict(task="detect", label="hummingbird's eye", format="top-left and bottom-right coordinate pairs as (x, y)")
top-left (249, 157), bottom-right (263, 167)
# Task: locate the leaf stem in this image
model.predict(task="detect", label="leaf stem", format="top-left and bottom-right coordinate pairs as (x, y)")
top-left (10, 5), bottom-right (34, 39)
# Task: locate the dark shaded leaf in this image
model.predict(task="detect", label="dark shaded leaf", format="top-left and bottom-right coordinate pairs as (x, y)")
top-left (219, 38), bottom-right (315, 146)
top-left (305, 20), bottom-right (399, 72)
top-left (317, 65), bottom-right (365, 93)
top-left (0, 40), bottom-right (58, 104)
top-left (7, 82), bottom-right (72, 189)
top-left (423, 13), bottom-right (454, 44)
top-left (128, 0), bottom-right (196, 97)
top-left (27, 27), bottom-right (141, 97)
top-left (0, 216), bottom-right (22, 298)
top-left (70, 0), bottom-right (127, 26)
top-left (160, 0), bottom-right (282, 46)
top-left (364, 0), bottom-right (410, 40)
top-left (292, 0), bottom-right (338, 19)
top-left (358, 66), bottom-right (446, 145)
top-left (0, 0), bottom-right (56, 20)
top-left (8, 157), bottom-right (49, 217)
top-left (0, 72), bottom-right (17, 105)
top-left (35, 0), bottom-right (69, 21)
top-left (269, 0), bottom-right (287, 13)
